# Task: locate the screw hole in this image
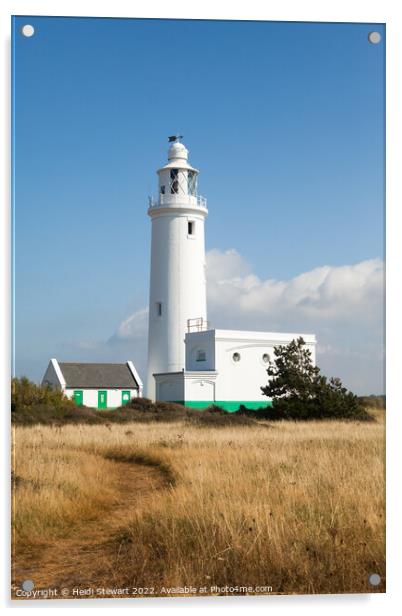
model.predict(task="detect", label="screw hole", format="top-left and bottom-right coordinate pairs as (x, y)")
top-left (368, 573), bottom-right (381, 586)
top-left (21, 24), bottom-right (35, 38)
top-left (368, 32), bottom-right (381, 44)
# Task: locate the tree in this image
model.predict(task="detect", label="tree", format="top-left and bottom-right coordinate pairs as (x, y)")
top-left (261, 337), bottom-right (371, 420)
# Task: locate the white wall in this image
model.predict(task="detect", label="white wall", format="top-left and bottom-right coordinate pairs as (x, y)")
top-left (183, 373), bottom-right (217, 403)
top-left (64, 388), bottom-right (139, 409)
top-left (214, 330), bottom-right (316, 403)
top-left (154, 374), bottom-right (185, 402)
top-left (185, 330), bottom-right (215, 371)
top-left (65, 389), bottom-right (98, 408)
top-left (154, 371), bottom-right (218, 403)
top-left (185, 329), bottom-right (316, 404)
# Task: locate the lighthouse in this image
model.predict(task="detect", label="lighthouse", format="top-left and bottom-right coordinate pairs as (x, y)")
top-left (146, 137), bottom-right (208, 399)
top-left (146, 137), bottom-right (316, 409)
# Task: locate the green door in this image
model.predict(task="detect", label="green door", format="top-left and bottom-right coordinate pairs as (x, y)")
top-left (121, 390), bottom-right (131, 406)
top-left (98, 390), bottom-right (107, 409)
top-left (73, 390), bottom-right (83, 406)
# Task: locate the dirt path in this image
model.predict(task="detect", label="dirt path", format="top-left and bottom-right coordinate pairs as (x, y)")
top-left (13, 458), bottom-right (168, 594)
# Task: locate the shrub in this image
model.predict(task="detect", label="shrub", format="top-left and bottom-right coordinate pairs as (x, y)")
top-left (11, 377), bottom-right (76, 412)
top-left (260, 338), bottom-right (373, 421)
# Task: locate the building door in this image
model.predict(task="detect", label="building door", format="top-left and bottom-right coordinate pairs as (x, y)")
top-left (121, 390), bottom-right (131, 406)
top-left (73, 390), bottom-right (83, 406)
top-left (98, 390), bottom-right (107, 409)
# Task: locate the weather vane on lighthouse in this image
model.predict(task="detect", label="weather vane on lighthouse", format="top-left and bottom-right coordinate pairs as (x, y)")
top-left (168, 134), bottom-right (183, 143)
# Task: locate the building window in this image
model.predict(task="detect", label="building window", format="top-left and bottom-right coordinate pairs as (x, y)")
top-left (262, 353), bottom-right (270, 363)
top-left (160, 185), bottom-right (165, 194)
top-left (196, 350), bottom-right (206, 362)
top-left (188, 221), bottom-right (195, 235)
top-left (232, 352), bottom-right (241, 362)
top-left (156, 302), bottom-right (162, 316)
top-left (170, 168), bottom-right (179, 194)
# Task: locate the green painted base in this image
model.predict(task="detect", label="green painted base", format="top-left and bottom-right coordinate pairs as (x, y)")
top-left (174, 400), bottom-right (273, 412)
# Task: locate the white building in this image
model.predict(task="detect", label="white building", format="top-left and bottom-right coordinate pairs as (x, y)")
top-left (154, 330), bottom-right (316, 410)
top-left (42, 359), bottom-right (143, 409)
top-left (147, 138), bottom-right (316, 410)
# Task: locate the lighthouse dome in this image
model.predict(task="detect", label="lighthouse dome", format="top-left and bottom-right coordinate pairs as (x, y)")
top-left (168, 141), bottom-right (188, 161)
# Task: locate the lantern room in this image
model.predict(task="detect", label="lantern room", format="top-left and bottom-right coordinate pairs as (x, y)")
top-left (157, 137), bottom-right (199, 201)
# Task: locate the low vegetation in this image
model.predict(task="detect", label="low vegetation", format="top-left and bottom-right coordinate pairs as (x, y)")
top-left (357, 395), bottom-right (386, 410)
top-left (12, 415), bottom-right (385, 596)
top-left (11, 385), bottom-right (255, 427)
top-left (12, 375), bottom-right (380, 426)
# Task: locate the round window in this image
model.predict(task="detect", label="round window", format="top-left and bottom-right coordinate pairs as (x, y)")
top-left (262, 353), bottom-right (270, 363)
top-left (232, 352), bottom-right (241, 362)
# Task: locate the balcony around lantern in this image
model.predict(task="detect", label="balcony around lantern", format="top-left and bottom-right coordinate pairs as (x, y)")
top-left (148, 193), bottom-right (208, 211)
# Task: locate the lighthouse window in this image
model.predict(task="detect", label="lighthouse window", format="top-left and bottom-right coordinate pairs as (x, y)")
top-left (155, 302), bottom-right (162, 317)
top-left (196, 350), bottom-right (206, 362)
top-left (160, 185), bottom-right (165, 194)
top-left (188, 171), bottom-right (197, 195)
top-left (188, 221), bottom-right (195, 235)
top-left (170, 169), bottom-right (179, 194)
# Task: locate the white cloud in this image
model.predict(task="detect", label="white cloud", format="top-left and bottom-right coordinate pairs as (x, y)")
top-left (115, 307), bottom-right (149, 340)
top-left (206, 250), bottom-right (383, 326)
top-left (206, 248), bottom-right (252, 280)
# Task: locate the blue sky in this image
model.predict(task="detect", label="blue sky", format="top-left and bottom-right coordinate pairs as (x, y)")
top-left (12, 17), bottom-right (385, 393)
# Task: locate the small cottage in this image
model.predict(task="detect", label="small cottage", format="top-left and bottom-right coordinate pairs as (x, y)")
top-left (42, 359), bottom-right (143, 409)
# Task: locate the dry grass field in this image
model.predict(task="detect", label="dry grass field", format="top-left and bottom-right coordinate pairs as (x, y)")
top-left (12, 412), bottom-right (385, 598)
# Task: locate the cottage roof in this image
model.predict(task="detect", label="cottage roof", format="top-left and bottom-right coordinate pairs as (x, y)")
top-left (58, 362), bottom-right (139, 389)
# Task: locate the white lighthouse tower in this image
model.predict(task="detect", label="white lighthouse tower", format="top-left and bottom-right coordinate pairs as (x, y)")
top-left (146, 137), bottom-right (208, 399)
